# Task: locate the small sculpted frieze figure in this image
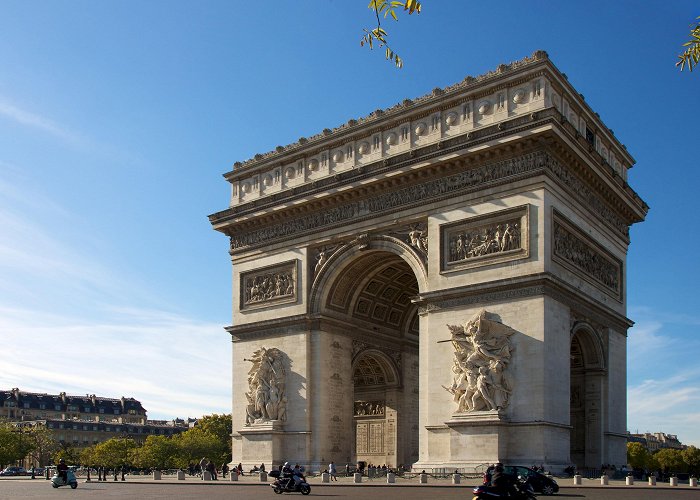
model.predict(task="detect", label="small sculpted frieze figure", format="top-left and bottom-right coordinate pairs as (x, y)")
top-left (442, 310), bottom-right (515, 412)
top-left (244, 347), bottom-right (286, 425)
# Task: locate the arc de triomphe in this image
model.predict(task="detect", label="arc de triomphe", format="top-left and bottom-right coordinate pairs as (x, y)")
top-left (209, 51), bottom-right (647, 472)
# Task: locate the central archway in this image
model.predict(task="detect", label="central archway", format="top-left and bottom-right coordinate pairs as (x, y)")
top-left (313, 240), bottom-right (422, 469)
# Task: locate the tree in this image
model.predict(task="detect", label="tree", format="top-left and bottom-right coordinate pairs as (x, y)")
top-left (54, 442), bottom-right (80, 466)
top-left (0, 423), bottom-right (27, 467)
top-left (130, 435), bottom-right (178, 470)
top-left (171, 427), bottom-right (221, 469)
top-left (627, 442), bottom-right (649, 469)
top-left (682, 446), bottom-right (700, 476)
top-left (92, 438), bottom-right (137, 469)
top-left (361, 0), bottom-right (422, 68)
top-left (677, 16), bottom-right (700, 72)
top-left (26, 425), bottom-right (59, 467)
top-left (654, 448), bottom-right (686, 474)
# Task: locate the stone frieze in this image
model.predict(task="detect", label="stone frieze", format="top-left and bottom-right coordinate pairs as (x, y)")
top-left (228, 151), bottom-right (627, 252)
top-left (552, 215), bottom-right (621, 298)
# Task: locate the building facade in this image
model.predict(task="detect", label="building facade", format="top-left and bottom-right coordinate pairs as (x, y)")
top-left (209, 52), bottom-right (647, 472)
top-left (1, 388), bottom-right (146, 424)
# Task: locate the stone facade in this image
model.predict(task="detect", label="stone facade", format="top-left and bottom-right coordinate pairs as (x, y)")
top-left (210, 51), bottom-right (647, 472)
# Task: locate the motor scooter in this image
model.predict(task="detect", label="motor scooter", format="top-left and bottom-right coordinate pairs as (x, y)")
top-left (472, 476), bottom-right (535, 500)
top-left (269, 470), bottom-right (311, 495)
top-left (51, 469), bottom-right (78, 489)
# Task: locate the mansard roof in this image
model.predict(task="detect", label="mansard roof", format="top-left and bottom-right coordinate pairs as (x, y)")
top-left (0, 388), bottom-right (146, 413)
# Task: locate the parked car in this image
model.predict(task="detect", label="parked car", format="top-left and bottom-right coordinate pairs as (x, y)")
top-left (503, 466), bottom-right (559, 495)
top-left (0, 466), bottom-right (28, 476)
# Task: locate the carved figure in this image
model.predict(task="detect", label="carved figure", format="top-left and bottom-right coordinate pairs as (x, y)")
top-left (448, 219), bottom-right (520, 262)
top-left (442, 310), bottom-right (515, 412)
top-left (244, 271), bottom-right (295, 304)
top-left (244, 347), bottom-right (287, 425)
top-left (407, 226), bottom-right (428, 253)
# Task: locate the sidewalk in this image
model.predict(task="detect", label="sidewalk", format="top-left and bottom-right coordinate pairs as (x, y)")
top-left (5, 473), bottom-right (698, 490)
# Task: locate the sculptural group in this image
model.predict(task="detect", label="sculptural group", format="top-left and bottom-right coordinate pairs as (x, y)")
top-left (244, 347), bottom-right (287, 425)
top-left (443, 310), bottom-right (515, 412)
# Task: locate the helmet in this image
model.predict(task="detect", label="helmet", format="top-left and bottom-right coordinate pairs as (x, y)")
top-left (59, 459), bottom-right (65, 463)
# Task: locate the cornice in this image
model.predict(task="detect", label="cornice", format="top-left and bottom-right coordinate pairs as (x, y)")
top-left (412, 271), bottom-right (633, 332)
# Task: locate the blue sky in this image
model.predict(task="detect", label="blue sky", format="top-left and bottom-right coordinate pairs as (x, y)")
top-left (0, 1), bottom-right (698, 445)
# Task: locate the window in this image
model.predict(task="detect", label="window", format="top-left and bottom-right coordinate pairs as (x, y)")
top-left (23, 402), bottom-right (30, 409)
top-left (39, 403), bottom-right (46, 410)
top-left (113, 409), bottom-right (120, 415)
top-left (99, 408), bottom-right (105, 414)
top-left (84, 406), bottom-right (92, 413)
top-left (54, 404), bottom-right (61, 411)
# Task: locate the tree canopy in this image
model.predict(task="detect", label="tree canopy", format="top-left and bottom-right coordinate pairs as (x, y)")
top-left (361, 0), bottom-right (422, 68)
top-left (677, 16), bottom-right (700, 72)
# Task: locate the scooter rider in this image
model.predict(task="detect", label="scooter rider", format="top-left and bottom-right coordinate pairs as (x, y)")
top-left (57, 459), bottom-right (68, 483)
top-left (490, 464), bottom-right (518, 497)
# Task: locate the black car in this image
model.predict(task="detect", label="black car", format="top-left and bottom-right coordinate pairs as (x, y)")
top-left (503, 466), bottom-right (559, 495)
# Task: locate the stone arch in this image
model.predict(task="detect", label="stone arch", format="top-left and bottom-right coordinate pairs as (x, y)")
top-left (352, 348), bottom-right (401, 389)
top-left (570, 321), bottom-right (605, 370)
top-left (569, 321), bottom-right (606, 469)
top-left (309, 234), bottom-right (428, 314)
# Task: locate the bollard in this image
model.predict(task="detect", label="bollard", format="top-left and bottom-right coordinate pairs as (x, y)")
top-left (573, 474), bottom-right (582, 485)
top-left (353, 472), bottom-right (362, 483)
top-left (670, 476), bottom-right (678, 487)
top-left (649, 476), bottom-right (656, 486)
top-left (322, 472), bottom-right (330, 483)
top-left (690, 477), bottom-right (697, 487)
top-left (46, 468), bottom-right (50, 480)
top-left (229, 471), bottom-right (238, 481)
top-left (85, 467), bottom-right (91, 482)
top-left (114, 469), bottom-right (118, 481)
top-left (259, 471), bottom-right (267, 482)
top-left (31, 468), bottom-right (35, 480)
top-left (419, 473), bottom-right (428, 484)
top-left (626, 475), bottom-right (634, 485)
top-left (153, 470), bottom-right (162, 480)
top-left (121, 468), bottom-right (126, 481)
top-left (177, 470), bottom-right (185, 480)
top-left (202, 471), bottom-right (212, 481)
top-left (387, 472), bottom-right (396, 484)
top-left (452, 473), bottom-right (461, 484)
top-left (600, 475), bottom-right (608, 485)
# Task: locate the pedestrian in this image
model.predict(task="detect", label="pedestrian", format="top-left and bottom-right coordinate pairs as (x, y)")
top-left (222, 463), bottom-right (229, 478)
top-left (199, 457), bottom-right (208, 480)
top-left (237, 462), bottom-right (243, 476)
top-left (329, 461), bottom-right (338, 481)
top-left (345, 463), bottom-right (350, 477)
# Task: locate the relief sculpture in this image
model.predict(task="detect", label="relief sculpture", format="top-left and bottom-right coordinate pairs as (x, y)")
top-left (448, 219), bottom-right (520, 262)
top-left (244, 347), bottom-right (287, 425)
top-left (243, 267), bottom-right (295, 305)
top-left (442, 310), bottom-right (515, 412)
top-left (553, 221), bottom-right (620, 294)
top-left (354, 400), bottom-right (385, 416)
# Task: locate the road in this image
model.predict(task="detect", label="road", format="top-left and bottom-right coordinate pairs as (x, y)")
top-left (1, 479), bottom-right (699, 500)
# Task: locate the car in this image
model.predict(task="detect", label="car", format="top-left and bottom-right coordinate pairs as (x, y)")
top-left (503, 466), bottom-right (559, 495)
top-left (0, 466), bottom-right (28, 476)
